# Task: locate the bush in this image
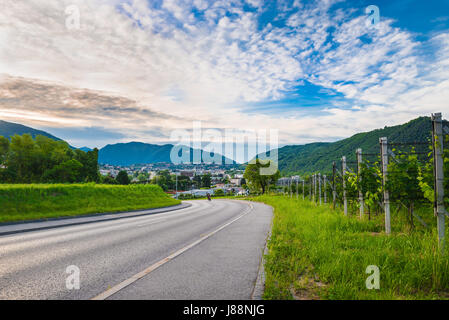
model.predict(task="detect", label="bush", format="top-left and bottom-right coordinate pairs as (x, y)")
top-left (116, 170), bottom-right (130, 185)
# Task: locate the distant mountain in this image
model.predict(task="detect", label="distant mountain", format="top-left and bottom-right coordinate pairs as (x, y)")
top-left (0, 120), bottom-right (236, 166)
top-left (256, 116), bottom-right (449, 175)
top-left (0, 120), bottom-right (63, 141)
top-left (98, 142), bottom-right (236, 166)
top-left (99, 142), bottom-right (173, 165)
top-left (7, 116), bottom-right (445, 171)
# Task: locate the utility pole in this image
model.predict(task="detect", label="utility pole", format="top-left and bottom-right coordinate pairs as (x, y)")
top-left (318, 173), bottom-right (322, 205)
top-left (314, 174), bottom-right (317, 204)
top-left (357, 148), bottom-right (364, 219)
top-left (175, 174), bottom-right (178, 199)
top-left (432, 113), bottom-right (446, 248)
top-left (342, 156), bottom-right (348, 216)
top-left (332, 162), bottom-right (336, 209)
top-left (323, 175), bottom-right (327, 204)
top-left (380, 137), bottom-right (391, 234)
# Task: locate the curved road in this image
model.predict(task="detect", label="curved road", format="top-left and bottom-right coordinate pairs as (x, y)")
top-left (0, 200), bottom-right (272, 300)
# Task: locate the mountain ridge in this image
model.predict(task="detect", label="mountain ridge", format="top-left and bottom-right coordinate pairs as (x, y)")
top-left (0, 120), bottom-right (62, 141)
top-left (0, 120), bottom-right (236, 166)
top-left (98, 141), bottom-right (236, 166)
top-left (267, 116), bottom-right (449, 174)
top-left (3, 116), bottom-right (447, 170)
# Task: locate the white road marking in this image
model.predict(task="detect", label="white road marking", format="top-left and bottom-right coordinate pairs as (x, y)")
top-left (91, 202), bottom-right (254, 300)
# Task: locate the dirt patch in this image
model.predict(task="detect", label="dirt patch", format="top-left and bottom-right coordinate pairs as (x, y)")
top-left (290, 268), bottom-right (326, 300)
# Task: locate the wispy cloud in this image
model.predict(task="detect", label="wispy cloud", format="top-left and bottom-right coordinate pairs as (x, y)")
top-left (0, 0), bottom-right (448, 149)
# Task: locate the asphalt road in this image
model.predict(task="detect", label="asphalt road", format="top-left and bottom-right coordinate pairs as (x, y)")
top-left (0, 200), bottom-right (273, 300)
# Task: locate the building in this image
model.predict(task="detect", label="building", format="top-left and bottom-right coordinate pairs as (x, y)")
top-left (230, 178), bottom-right (242, 186)
top-left (177, 189), bottom-right (215, 197)
top-left (180, 170), bottom-right (195, 178)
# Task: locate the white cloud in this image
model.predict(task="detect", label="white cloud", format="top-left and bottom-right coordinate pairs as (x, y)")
top-left (0, 0), bottom-right (448, 151)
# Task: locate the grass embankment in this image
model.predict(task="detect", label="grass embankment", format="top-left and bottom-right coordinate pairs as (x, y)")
top-left (0, 184), bottom-right (180, 223)
top-left (250, 195), bottom-right (449, 300)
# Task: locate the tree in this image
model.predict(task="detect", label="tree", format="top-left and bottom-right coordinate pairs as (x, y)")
top-left (193, 175), bottom-right (202, 188)
top-left (177, 175), bottom-right (191, 191)
top-left (0, 134), bottom-right (101, 184)
top-left (151, 170), bottom-right (172, 190)
top-left (201, 173), bottom-right (211, 188)
top-left (116, 170), bottom-right (130, 185)
top-left (74, 148), bottom-right (100, 182)
top-left (100, 173), bottom-right (118, 184)
top-left (137, 172), bottom-right (149, 182)
top-left (0, 136), bottom-right (9, 164)
top-left (42, 159), bottom-right (83, 183)
top-left (244, 159), bottom-right (280, 194)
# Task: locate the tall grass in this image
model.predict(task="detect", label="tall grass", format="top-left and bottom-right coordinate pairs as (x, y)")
top-left (0, 184), bottom-right (180, 223)
top-left (251, 195), bottom-right (449, 300)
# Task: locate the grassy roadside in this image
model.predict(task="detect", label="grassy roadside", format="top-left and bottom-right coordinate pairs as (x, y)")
top-left (249, 195), bottom-right (449, 300)
top-left (0, 184), bottom-right (180, 223)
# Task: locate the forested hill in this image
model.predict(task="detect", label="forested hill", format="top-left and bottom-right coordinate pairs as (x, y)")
top-left (98, 142), bottom-right (236, 166)
top-left (0, 120), bottom-right (236, 166)
top-left (276, 116), bottom-right (449, 175)
top-left (0, 120), bottom-right (62, 141)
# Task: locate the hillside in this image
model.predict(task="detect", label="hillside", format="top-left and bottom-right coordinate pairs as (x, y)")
top-left (0, 120), bottom-right (235, 166)
top-left (98, 142), bottom-right (236, 166)
top-left (271, 116), bottom-right (448, 174)
top-left (0, 120), bottom-right (62, 141)
top-left (98, 142), bottom-right (174, 165)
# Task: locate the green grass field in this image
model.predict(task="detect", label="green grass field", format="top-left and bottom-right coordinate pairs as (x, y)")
top-left (0, 184), bottom-right (180, 223)
top-left (250, 195), bottom-right (449, 300)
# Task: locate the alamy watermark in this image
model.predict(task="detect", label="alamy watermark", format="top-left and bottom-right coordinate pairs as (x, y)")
top-left (169, 122), bottom-right (279, 175)
top-left (66, 265), bottom-right (80, 290)
top-left (366, 5), bottom-right (380, 27)
top-left (65, 5), bottom-right (80, 30)
top-left (365, 265), bottom-right (380, 290)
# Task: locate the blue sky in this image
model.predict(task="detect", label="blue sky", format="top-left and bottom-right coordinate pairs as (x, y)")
top-left (244, 0), bottom-right (449, 117)
top-left (0, 0), bottom-right (448, 155)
